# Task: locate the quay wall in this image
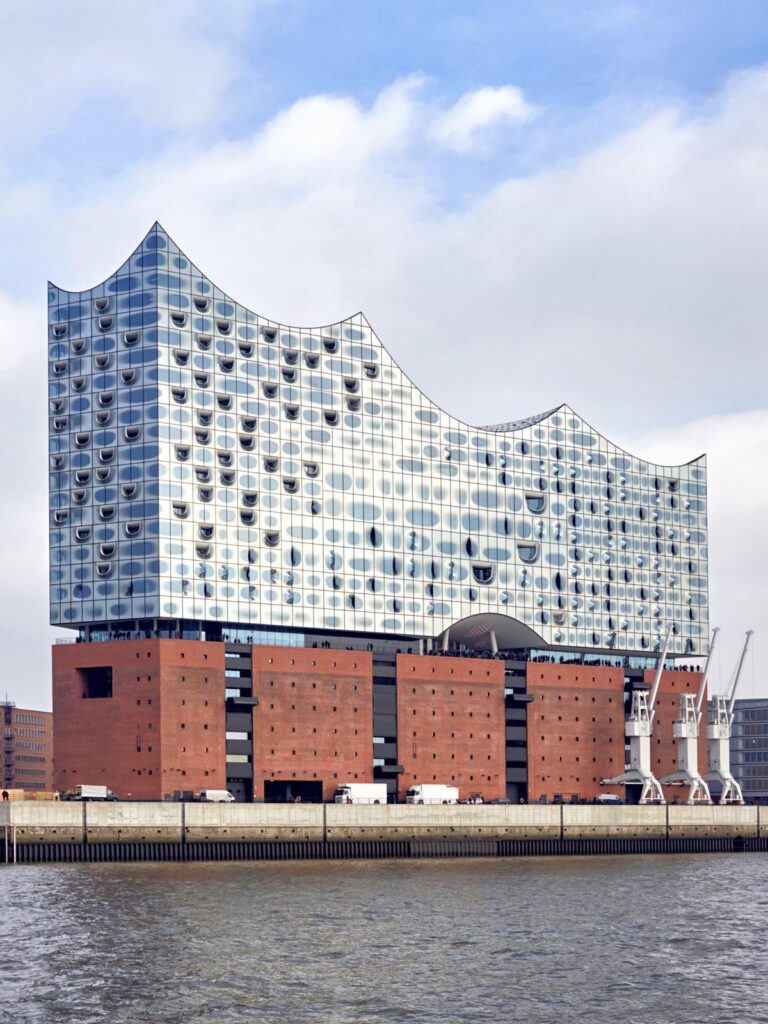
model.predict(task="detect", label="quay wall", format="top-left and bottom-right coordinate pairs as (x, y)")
top-left (1, 802), bottom-right (765, 852)
top-left (324, 804), bottom-right (562, 841)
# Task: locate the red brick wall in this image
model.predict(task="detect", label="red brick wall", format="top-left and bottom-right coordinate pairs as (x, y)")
top-left (646, 668), bottom-right (706, 801)
top-left (157, 642), bottom-right (226, 798)
top-left (53, 640), bottom-right (225, 800)
top-left (250, 646), bottom-right (373, 801)
top-left (396, 655), bottom-right (506, 802)
top-left (526, 664), bottom-right (626, 803)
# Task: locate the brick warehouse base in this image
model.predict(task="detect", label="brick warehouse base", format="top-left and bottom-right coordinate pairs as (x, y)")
top-left (249, 646), bottom-right (374, 802)
top-left (53, 640), bottom-right (708, 804)
top-left (396, 655), bottom-right (506, 801)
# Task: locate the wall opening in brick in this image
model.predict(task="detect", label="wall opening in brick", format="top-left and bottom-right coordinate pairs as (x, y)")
top-left (78, 666), bottom-right (113, 699)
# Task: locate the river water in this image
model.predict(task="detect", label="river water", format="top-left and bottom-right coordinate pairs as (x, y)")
top-left (1, 854), bottom-right (767, 1023)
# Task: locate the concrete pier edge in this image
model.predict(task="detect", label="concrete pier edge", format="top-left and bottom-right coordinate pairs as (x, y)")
top-left (1, 802), bottom-right (765, 864)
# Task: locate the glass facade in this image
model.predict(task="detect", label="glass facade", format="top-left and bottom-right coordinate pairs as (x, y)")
top-left (48, 224), bottom-right (709, 655)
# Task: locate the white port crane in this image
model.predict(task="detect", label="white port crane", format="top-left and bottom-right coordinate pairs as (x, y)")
top-left (703, 629), bottom-right (753, 805)
top-left (602, 625), bottom-right (673, 805)
top-left (658, 627), bottom-right (719, 804)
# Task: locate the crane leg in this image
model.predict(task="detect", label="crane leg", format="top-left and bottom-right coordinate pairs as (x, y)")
top-left (720, 777), bottom-right (745, 805)
top-left (639, 776), bottom-right (666, 805)
top-left (687, 777), bottom-right (712, 805)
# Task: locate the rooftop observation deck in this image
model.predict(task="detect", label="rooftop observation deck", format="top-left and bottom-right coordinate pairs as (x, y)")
top-left (54, 631), bottom-right (701, 672)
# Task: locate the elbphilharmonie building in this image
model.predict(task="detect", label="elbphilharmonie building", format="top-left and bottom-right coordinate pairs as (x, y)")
top-left (49, 225), bottom-right (709, 804)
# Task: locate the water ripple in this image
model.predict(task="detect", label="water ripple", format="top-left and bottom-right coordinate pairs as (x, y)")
top-left (1, 854), bottom-right (767, 1023)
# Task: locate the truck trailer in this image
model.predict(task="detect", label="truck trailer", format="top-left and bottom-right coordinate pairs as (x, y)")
top-left (405, 784), bottom-right (459, 804)
top-left (71, 785), bottom-right (118, 801)
top-left (333, 783), bottom-right (387, 804)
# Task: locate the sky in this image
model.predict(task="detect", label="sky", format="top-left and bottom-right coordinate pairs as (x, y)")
top-left (2, 0), bottom-right (767, 708)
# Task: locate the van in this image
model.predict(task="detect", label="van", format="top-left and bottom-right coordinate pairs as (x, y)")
top-left (595, 793), bottom-right (622, 805)
top-left (198, 790), bottom-right (236, 803)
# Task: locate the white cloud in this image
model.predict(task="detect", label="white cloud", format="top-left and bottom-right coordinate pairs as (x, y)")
top-left (0, 293), bottom-right (68, 710)
top-left (0, 0), bottom-right (254, 153)
top-left (33, 65), bottom-right (768, 436)
top-left (239, 74), bottom-right (426, 184)
top-left (431, 85), bottom-right (537, 152)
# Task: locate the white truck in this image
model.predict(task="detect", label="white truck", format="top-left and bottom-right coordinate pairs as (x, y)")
top-left (333, 783), bottom-right (387, 804)
top-left (405, 784), bottom-right (459, 805)
top-left (198, 790), bottom-right (236, 803)
top-left (73, 784), bottom-right (118, 801)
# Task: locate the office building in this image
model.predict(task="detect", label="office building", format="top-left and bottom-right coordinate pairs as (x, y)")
top-left (2, 702), bottom-right (54, 793)
top-left (730, 698), bottom-right (768, 803)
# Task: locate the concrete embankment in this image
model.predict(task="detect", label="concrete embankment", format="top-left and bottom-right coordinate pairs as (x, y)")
top-left (1, 802), bottom-right (764, 863)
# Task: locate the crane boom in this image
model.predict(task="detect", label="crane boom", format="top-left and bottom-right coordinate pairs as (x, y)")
top-left (695, 627), bottom-right (719, 718)
top-left (648, 626), bottom-right (674, 725)
top-left (727, 630), bottom-right (753, 716)
top-left (703, 629), bottom-right (752, 805)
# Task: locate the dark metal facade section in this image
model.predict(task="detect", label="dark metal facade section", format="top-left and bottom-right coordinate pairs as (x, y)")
top-left (224, 642), bottom-right (254, 802)
top-left (2, 703), bottom-right (14, 790)
top-left (504, 658), bottom-right (529, 802)
top-left (372, 653), bottom-right (400, 800)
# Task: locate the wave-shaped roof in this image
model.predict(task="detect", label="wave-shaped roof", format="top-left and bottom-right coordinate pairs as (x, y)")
top-left (49, 223), bottom-right (704, 464)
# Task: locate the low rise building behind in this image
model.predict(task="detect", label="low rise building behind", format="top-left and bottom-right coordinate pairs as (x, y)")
top-left (731, 698), bottom-right (768, 803)
top-left (2, 701), bottom-right (54, 794)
